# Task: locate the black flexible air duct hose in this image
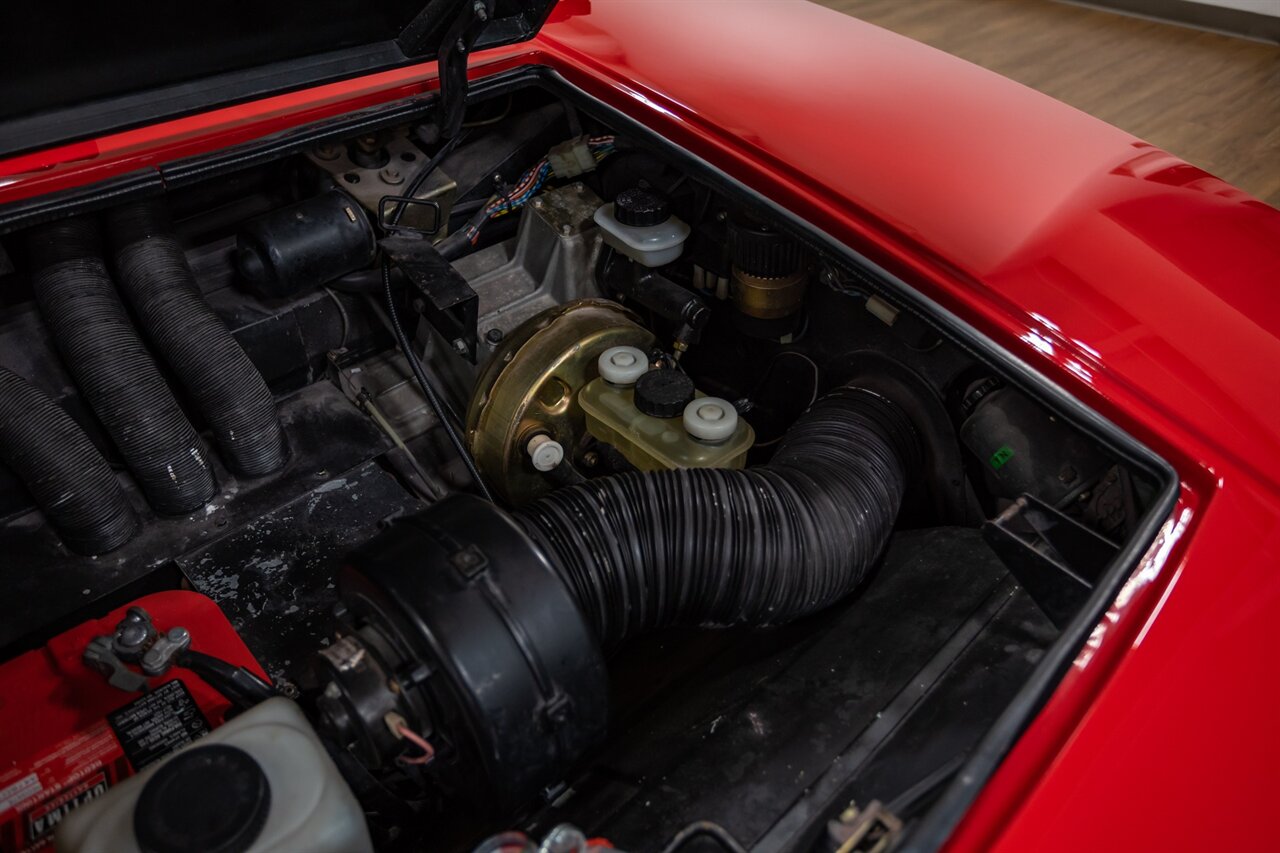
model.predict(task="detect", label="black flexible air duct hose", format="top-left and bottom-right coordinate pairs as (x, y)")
top-left (518, 386), bottom-right (918, 646)
top-left (107, 200), bottom-right (287, 477)
top-left (28, 218), bottom-right (216, 515)
top-left (0, 367), bottom-right (139, 555)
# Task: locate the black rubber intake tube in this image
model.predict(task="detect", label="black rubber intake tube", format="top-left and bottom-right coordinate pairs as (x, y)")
top-left (28, 218), bottom-right (216, 515)
top-left (0, 368), bottom-right (139, 555)
top-left (107, 200), bottom-right (287, 477)
top-left (518, 386), bottom-right (918, 646)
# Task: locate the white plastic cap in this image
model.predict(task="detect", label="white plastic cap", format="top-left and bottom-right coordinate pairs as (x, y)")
top-left (597, 346), bottom-right (649, 386)
top-left (526, 434), bottom-right (565, 472)
top-left (683, 397), bottom-right (738, 443)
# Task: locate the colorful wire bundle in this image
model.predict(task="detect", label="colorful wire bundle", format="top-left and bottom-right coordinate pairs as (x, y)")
top-left (460, 135), bottom-right (617, 246)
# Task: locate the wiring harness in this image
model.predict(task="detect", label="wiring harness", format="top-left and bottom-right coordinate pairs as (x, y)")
top-left (456, 135), bottom-right (617, 247)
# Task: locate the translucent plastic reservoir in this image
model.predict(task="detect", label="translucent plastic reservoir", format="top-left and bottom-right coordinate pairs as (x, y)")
top-left (580, 377), bottom-right (754, 471)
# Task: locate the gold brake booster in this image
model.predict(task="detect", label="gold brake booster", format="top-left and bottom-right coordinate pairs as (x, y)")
top-left (466, 300), bottom-right (653, 505)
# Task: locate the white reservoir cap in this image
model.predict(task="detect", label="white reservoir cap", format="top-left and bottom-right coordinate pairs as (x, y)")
top-left (683, 397), bottom-right (739, 443)
top-left (597, 345), bottom-right (650, 386)
top-left (527, 434), bottom-right (565, 472)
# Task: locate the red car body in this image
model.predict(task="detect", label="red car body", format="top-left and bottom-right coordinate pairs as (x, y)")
top-left (3, 1), bottom-right (1277, 849)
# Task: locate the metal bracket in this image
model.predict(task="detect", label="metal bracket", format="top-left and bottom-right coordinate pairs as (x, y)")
top-left (399, 0), bottom-right (497, 139)
top-left (383, 236), bottom-right (480, 363)
top-left (827, 800), bottom-right (904, 853)
top-left (378, 195), bottom-right (442, 236)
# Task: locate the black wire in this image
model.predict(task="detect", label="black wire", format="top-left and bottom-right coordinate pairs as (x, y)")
top-left (392, 129), bottom-right (470, 226)
top-left (178, 649), bottom-right (276, 710)
top-left (378, 127), bottom-right (493, 499)
top-left (381, 258), bottom-right (492, 499)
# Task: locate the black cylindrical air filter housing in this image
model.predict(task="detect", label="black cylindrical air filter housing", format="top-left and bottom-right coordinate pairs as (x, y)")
top-left (235, 190), bottom-right (376, 298)
top-left (319, 495), bottom-right (608, 814)
top-left (28, 217), bottom-right (216, 516)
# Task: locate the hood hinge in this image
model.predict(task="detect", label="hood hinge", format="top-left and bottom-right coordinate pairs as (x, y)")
top-left (400, 0), bottom-right (498, 140)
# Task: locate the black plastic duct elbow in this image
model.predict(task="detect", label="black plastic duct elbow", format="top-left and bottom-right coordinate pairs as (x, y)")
top-left (519, 386), bottom-right (917, 645)
top-left (28, 218), bottom-right (216, 515)
top-left (0, 368), bottom-right (139, 555)
top-left (108, 201), bottom-right (287, 477)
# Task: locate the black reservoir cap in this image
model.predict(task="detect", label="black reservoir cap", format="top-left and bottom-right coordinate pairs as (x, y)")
top-left (634, 369), bottom-right (695, 419)
top-left (614, 187), bottom-right (671, 228)
top-left (134, 744), bottom-right (271, 853)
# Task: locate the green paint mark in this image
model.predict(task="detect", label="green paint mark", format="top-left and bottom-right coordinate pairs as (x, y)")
top-left (989, 445), bottom-right (1015, 470)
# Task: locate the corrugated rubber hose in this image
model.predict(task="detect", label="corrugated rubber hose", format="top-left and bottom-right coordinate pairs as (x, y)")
top-left (28, 217), bottom-right (217, 516)
top-left (107, 200), bottom-right (288, 477)
top-left (518, 386), bottom-right (918, 646)
top-left (0, 367), bottom-right (139, 555)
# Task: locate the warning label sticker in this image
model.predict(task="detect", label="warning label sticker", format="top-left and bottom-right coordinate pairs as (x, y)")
top-left (0, 723), bottom-right (126, 853)
top-left (107, 680), bottom-right (211, 771)
top-left (0, 775), bottom-right (41, 814)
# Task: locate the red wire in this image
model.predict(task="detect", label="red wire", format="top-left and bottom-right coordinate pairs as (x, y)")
top-left (395, 722), bottom-right (435, 765)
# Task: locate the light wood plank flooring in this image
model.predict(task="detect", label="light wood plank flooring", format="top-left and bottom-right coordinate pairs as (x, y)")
top-left (814, 0), bottom-right (1280, 207)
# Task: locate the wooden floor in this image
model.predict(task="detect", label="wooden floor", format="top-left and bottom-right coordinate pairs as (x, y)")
top-left (814, 0), bottom-right (1280, 207)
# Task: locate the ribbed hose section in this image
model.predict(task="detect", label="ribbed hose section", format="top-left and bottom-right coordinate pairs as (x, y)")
top-left (518, 387), bottom-right (917, 646)
top-left (28, 218), bottom-right (216, 515)
top-left (0, 368), bottom-right (139, 555)
top-left (108, 201), bottom-right (287, 477)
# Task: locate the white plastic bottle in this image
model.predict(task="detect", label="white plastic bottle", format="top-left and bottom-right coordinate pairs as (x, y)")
top-left (57, 697), bottom-right (373, 853)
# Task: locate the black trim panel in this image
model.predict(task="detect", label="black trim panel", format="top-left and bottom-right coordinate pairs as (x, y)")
top-left (0, 1), bottom-right (556, 158)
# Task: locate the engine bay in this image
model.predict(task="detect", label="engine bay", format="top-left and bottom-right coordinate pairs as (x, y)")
top-left (0, 83), bottom-right (1171, 853)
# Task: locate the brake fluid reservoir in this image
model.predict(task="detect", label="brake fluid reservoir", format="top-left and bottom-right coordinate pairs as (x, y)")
top-left (580, 376), bottom-right (753, 471)
top-left (56, 698), bottom-right (372, 853)
top-left (593, 188), bottom-right (690, 267)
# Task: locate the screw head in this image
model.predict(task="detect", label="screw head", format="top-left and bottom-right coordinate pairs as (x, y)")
top-left (380, 166), bottom-right (404, 185)
top-left (485, 328), bottom-right (504, 344)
